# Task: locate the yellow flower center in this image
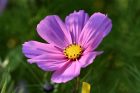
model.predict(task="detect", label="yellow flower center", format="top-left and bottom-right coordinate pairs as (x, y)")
top-left (64, 44), bottom-right (83, 60)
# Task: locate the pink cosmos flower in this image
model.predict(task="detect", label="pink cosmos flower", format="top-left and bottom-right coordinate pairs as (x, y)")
top-left (22, 10), bottom-right (112, 83)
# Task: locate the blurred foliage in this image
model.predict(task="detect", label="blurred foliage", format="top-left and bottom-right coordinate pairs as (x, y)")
top-left (0, 0), bottom-right (140, 93)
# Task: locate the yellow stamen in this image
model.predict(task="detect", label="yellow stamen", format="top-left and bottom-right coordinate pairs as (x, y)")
top-left (64, 44), bottom-right (83, 60)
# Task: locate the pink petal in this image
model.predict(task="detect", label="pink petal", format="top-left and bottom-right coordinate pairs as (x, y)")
top-left (78, 13), bottom-right (112, 51)
top-left (28, 53), bottom-right (66, 63)
top-left (51, 61), bottom-right (81, 83)
top-left (27, 51), bottom-right (67, 71)
top-left (79, 51), bottom-right (103, 68)
top-left (37, 60), bottom-right (67, 71)
top-left (22, 41), bottom-right (62, 58)
top-left (65, 10), bottom-right (89, 43)
top-left (37, 15), bottom-right (72, 48)
top-left (32, 54), bottom-right (67, 71)
top-left (22, 41), bottom-right (67, 71)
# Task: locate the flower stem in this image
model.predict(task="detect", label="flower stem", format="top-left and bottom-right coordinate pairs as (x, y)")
top-left (74, 77), bottom-right (80, 93)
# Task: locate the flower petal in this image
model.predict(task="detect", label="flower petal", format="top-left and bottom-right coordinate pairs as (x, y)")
top-left (22, 41), bottom-right (67, 71)
top-left (79, 51), bottom-right (103, 68)
top-left (37, 15), bottom-right (72, 48)
top-left (28, 53), bottom-right (66, 63)
top-left (37, 60), bottom-right (67, 71)
top-left (79, 13), bottom-right (112, 50)
top-left (65, 10), bottom-right (89, 43)
top-left (51, 61), bottom-right (81, 83)
top-left (22, 41), bottom-right (62, 59)
top-left (29, 54), bottom-right (67, 71)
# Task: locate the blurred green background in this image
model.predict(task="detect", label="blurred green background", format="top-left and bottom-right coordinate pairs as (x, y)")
top-left (0, 0), bottom-right (140, 93)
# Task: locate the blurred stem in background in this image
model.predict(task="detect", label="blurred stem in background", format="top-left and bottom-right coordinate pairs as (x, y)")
top-left (73, 77), bottom-right (80, 93)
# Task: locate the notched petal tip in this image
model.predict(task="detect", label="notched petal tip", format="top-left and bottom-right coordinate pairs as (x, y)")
top-left (72, 10), bottom-right (85, 13)
top-left (93, 12), bottom-right (112, 25)
top-left (22, 41), bottom-right (32, 53)
top-left (51, 74), bottom-right (77, 83)
top-left (95, 51), bottom-right (104, 56)
top-left (27, 59), bottom-right (34, 64)
top-left (37, 15), bottom-right (58, 29)
top-left (93, 12), bottom-right (107, 16)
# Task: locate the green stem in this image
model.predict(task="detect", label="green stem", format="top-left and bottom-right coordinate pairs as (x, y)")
top-left (74, 77), bottom-right (80, 93)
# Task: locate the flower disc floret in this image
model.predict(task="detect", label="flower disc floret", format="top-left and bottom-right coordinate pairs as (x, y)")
top-left (64, 44), bottom-right (83, 60)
